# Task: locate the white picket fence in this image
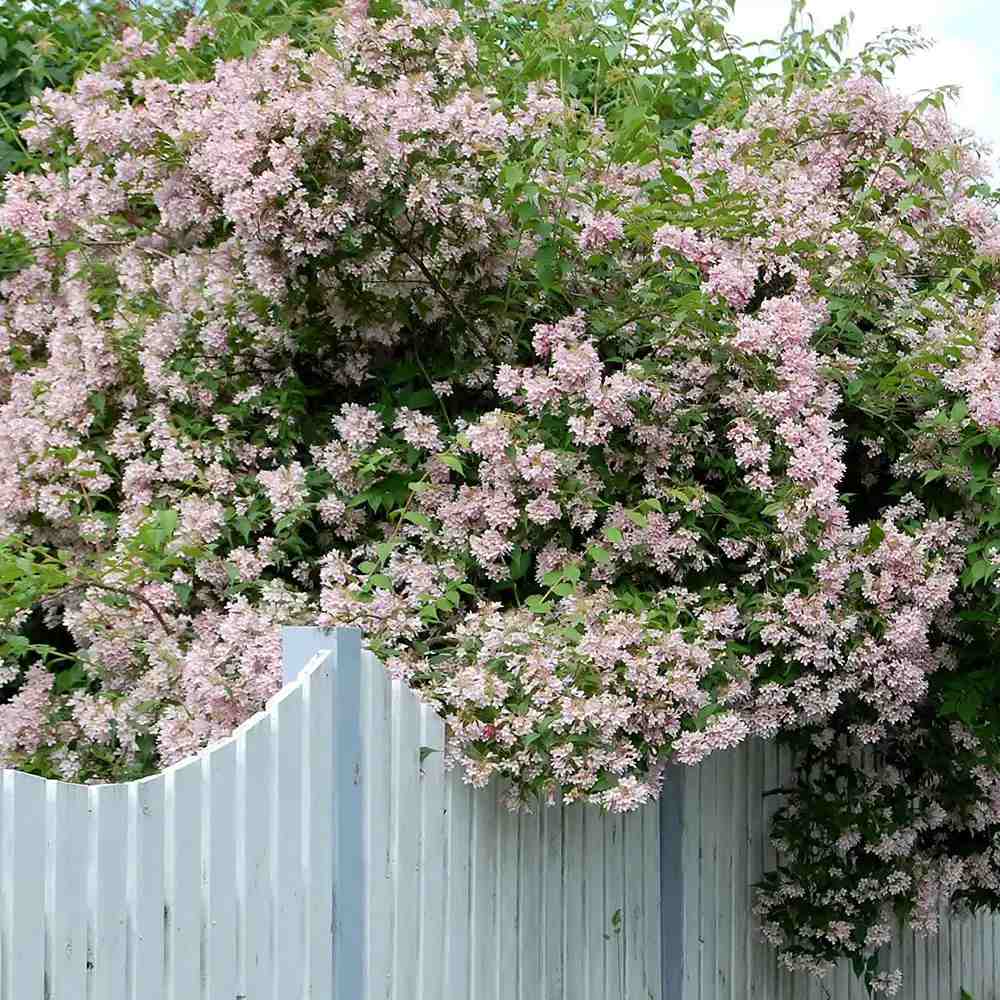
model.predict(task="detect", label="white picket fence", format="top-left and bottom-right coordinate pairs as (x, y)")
top-left (2, 625), bottom-right (999, 999)
top-left (0, 627), bottom-right (662, 1000)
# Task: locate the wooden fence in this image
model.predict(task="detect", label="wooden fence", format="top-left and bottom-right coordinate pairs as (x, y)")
top-left (1, 625), bottom-right (998, 999)
top-left (665, 740), bottom-right (1000, 1000)
top-left (0, 626), bottom-right (661, 1000)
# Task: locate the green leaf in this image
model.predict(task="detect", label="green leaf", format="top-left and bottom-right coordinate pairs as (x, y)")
top-left (863, 522), bottom-right (885, 552)
top-left (438, 454), bottom-right (465, 475)
top-left (501, 162), bottom-right (524, 188)
top-left (3, 634), bottom-right (30, 657)
top-left (399, 388), bottom-right (435, 409)
top-left (962, 560), bottom-right (993, 587)
top-left (53, 664), bottom-right (86, 694)
top-left (525, 595), bottom-right (552, 614)
top-left (509, 547), bottom-right (531, 581)
top-left (534, 240), bottom-right (559, 291)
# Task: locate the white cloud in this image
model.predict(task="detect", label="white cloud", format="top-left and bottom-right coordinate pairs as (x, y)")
top-left (726, 0), bottom-right (1000, 169)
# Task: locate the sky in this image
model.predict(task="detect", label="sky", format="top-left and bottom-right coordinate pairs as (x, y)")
top-left (724, 0), bottom-right (1000, 170)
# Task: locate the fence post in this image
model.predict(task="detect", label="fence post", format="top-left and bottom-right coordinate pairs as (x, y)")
top-left (660, 765), bottom-right (686, 1000)
top-left (281, 625), bottom-right (367, 999)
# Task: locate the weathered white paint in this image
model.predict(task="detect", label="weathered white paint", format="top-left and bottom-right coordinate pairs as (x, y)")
top-left (667, 738), bottom-right (1000, 1000)
top-left (0, 627), bottom-right (662, 1000)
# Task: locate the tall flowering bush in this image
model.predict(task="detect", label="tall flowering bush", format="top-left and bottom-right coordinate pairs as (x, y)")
top-left (3, 0), bottom-right (1000, 990)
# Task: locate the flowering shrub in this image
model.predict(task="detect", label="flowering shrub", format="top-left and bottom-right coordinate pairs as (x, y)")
top-left (3, 0), bottom-right (1000, 990)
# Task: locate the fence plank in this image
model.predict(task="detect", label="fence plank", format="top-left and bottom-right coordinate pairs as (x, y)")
top-left (496, 798), bottom-right (519, 1000)
top-left (747, 740), bottom-right (765, 1000)
top-left (304, 653), bottom-right (334, 1000)
top-left (994, 909), bottom-right (1000, 995)
top-left (164, 759), bottom-right (201, 1000)
top-left (417, 704), bottom-right (447, 1000)
top-left (4, 771), bottom-right (45, 1000)
top-left (238, 714), bottom-right (272, 999)
top-left (682, 759), bottom-right (701, 1000)
top-left (518, 807), bottom-right (543, 1000)
top-left (49, 781), bottom-right (89, 1000)
top-left (204, 740), bottom-right (237, 1000)
top-left (981, 910), bottom-right (990, 1000)
top-left (912, 922), bottom-right (926, 1000)
top-left (444, 777), bottom-right (473, 999)
top-left (129, 777), bottom-right (165, 1000)
top-left (622, 808), bottom-right (643, 998)
top-left (933, 902), bottom-right (946, 1000)
top-left (562, 802), bottom-right (585, 1000)
top-left (603, 813), bottom-right (623, 1000)
top-left (643, 790), bottom-right (663, 996)
top-left (391, 679), bottom-right (421, 999)
top-left (0, 780), bottom-right (4, 1000)
top-left (702, 751), bottom-right (720, 1000)
top-left (91, 783), bottom-right (129, 1000)
top-left (272, 683), bottom-right (306, 1000)
top-left (541, 797), bottom-right (563, 1000)
top-left (331, 632), bottom-right (365, 1000)
top-left (717, 750), bottom-right (734, 1000)
top-left (471, 782), bottom-right (499, 1000)
top-left (731, 739), bottom-right (748, 1000)
top-left (583, 802), bottom-right (606, 1000)
top-left (363, 650), bottom-right (393, 1000)
top-left (950, 890), bottom-right (962, 997)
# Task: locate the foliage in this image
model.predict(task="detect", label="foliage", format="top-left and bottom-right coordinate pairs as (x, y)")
top-left (2, 0), bottom-right (1000, 993)
top-left (0, 0), bottom-right (130, 174)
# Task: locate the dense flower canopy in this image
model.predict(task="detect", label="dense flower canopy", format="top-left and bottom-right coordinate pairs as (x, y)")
top-left (3, 0), bottom-right (1000, 991)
